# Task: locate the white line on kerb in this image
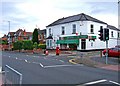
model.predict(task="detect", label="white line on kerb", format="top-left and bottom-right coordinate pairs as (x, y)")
top-left (109, 80), bottom-right (120, 85)
top-left (85, 79), bottom-right (107, 85)
top-left (40, 63), bottom-right (44, 68)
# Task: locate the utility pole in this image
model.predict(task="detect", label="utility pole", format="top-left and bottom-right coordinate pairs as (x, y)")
top-left (8, 21), bottom-right (10, 51)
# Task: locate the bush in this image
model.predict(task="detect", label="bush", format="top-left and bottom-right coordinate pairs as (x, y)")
top-left (13, 41), bottom-right (23, 51)
top-left (22, 40), bottom-right (33, 50)
top-left (33, 42), bottom-right (38, 49)
top-left (38, 44), bottom-right (46, 49)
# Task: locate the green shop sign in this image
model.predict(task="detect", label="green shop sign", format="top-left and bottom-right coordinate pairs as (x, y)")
top-left (56, 39), bottom-right (79, 44)
top-left (64, 35), bottom-right (88, 40)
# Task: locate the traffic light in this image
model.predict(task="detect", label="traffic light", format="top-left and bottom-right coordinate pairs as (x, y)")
top-left (98, 28), bottom-right (103, 41)
top-left (104, 28), bottom-right (109, 40)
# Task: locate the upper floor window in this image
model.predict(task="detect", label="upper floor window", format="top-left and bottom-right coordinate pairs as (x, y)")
top-left (100, 26), bottom-right (103, 29)
top-left (49, 28), bottom-right (51, 36)
top-left (61, 26), bottom-right (65, 35)
top-left (118, 32), bottom-right (120, 38)
top-left (72, 24), bottom-right (76, 34)
top-left (90, 24), bottom-right (94, 34)
top-left (111, 31), bottom-right (114, 37)
top-left (91, 24), bottom-right (94, 28)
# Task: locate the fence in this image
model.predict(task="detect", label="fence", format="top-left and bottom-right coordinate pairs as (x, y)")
top-left (4, 65), bottom-right (22, 85)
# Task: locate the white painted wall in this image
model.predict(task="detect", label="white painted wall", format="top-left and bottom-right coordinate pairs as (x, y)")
top-left (46, 20), bottom-right (119, 50)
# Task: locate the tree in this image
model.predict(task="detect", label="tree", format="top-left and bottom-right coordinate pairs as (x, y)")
top-left (22, 40), bottom-right (33, 50)
top-left (13, 41), bottom-right (23, 52)
top-left (32, 28), bottom-right (39, 44)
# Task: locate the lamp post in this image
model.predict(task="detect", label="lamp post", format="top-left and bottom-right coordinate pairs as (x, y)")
top-left (8, 21), bottom-right (10, 51)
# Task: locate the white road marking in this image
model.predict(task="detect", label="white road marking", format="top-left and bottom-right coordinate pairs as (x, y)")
top-left (32, 62), bottom-right (39, 64)
top-left (25, 59), bottom-right (28, 62)
top-left (84, 79), bottom-right (107, 85)
top-left (59, 60), bottom-right (64, 63)
top-left (44, 64), bottom-right (82, 68)
top-left (26, 55), bottom-right (29, 56)
top-left (40, 63), bottom-right (44, 68)
top-left (16, 57), bottom-right (18, 59)
top-left (9, 56), bottom-right (10, 57)
top-left (109, 80), bottom-right (120, 85)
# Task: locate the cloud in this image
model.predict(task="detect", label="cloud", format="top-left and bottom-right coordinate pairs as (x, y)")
top-left (1, 0), bottom-right (118, 37)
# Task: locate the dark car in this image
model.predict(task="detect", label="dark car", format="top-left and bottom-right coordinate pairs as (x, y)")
top-left (103, 47), bottom-right (120, 57)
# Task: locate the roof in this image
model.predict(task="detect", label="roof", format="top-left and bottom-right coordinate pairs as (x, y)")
top-left (46, 13), bottom-right (107, 27)
top-left (38, 29), bottom-right (46, 34)
top-left (107, 25), bottom-right (120, 31)
top-left (46, 36), bottom-right (53, 39)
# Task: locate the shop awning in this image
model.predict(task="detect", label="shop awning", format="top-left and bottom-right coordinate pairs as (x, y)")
top-left (56, 39), bottom-right (79, 44)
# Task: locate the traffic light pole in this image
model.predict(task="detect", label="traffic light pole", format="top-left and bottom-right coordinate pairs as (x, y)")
top-left (105, 40), bottom-right (108, 64)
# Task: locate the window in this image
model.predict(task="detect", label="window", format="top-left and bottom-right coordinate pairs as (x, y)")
top-left (90, 24), bottom-right (94, 34)
top-left (50, 40), bottom-right (52, 47)
top-left (61, 26), bottom-right (65, 35)
top-left (49, 28), bottom-right (51, 36)
top-left (72, 24), bottom-right (76, 34)
top-left (100, 26), bottom-right (103, 29)
top-left (111, 31), bottom-right (114, 37)
top-left (118, 32), bottom-right (120, 38)
top-left (91, 24), bottom-right (94, 28)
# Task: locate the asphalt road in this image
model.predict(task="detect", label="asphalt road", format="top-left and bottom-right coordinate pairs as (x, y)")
top-left (2, 51), bottom-right (119, 85)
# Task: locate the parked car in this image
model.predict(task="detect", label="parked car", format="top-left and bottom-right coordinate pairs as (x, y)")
top-left (103, 47), bottom-right (120, 57)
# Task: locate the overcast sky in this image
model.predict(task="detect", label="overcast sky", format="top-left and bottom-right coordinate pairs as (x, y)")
top-left (0, 0), bottom-right (119, 37)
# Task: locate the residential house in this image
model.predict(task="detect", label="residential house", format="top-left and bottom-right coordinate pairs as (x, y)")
top-left (8, 29), bottom-right (32, 44)
top-left (38, 29), bottom-right (46, 44)
top-left (46, 13), bottom-right (120, 50)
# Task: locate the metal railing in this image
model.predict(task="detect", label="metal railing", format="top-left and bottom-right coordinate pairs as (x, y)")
top-left (4, 65), bottom-right (22, 85)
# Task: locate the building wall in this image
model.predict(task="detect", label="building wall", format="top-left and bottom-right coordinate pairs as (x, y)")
top-left (46, 20), bottom-right (119, 50)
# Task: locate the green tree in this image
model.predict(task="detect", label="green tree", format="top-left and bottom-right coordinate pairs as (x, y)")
top-left (32, 28), bottom-right (39, 44)
top-left (13, 41), bottom-right (23, 52)
top-left (22, 40), bottom-right (33, 50)
top-left (33, 42), bottom-right (38, 49)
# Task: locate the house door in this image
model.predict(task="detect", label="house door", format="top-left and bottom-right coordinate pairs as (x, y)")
top-left (81, 39), bottom-right (86, 50)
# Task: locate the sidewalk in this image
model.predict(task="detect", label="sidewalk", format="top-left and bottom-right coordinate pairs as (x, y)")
top-left (69, 56), bottom-right (120, 71)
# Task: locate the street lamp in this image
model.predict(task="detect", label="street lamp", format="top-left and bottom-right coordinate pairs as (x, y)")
top-left (2, 20), bottom-right (11, 50)
top-left (8, 21), bottom-right (10, 50)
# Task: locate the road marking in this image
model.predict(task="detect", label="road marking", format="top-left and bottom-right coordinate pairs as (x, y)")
top-left (25, 59), bottom-right (28, 62)
top-left (59, 60), bottom-right (64, 63)
top-left (26, 55), bottom-right (29, 56)
top-left (40, 63), bottom-right (44, 68)
top-left (109, 80), bottom-right (120, 85)
top-left (32, 62), bottom-right (39, 64)
top-left (44, 64), bottom-right (82, 68)
top-left (9, 56), bottom-right (10, 58)
top-left (16, 57), bottom-right (18, 59)
top-left (84, 79), bottom-right (107, 85)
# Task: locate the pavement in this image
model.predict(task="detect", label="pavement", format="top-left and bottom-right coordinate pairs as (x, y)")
top-left (69, 55), bottom-right (120, 72)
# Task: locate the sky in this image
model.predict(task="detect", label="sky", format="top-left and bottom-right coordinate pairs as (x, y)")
top-left (0, 0), bottom-right (119, 37)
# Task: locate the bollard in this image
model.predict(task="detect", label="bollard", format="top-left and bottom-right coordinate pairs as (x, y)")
top-left (45, 50), bottom-right (48, 55)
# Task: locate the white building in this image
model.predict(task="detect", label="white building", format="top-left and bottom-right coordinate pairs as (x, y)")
top-left (46, 13), bottom-right (120, 50)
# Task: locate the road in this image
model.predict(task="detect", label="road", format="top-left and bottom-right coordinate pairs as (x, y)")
top-left (2, 51), bottom-right (120, 85)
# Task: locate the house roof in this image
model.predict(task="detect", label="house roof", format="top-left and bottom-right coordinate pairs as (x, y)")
top-left (107, 25), bottom-right (120, 31)
top-left (46, 13), bottom-right (107, 27)
top-left (38, 29), bottom-right (46, 34)
top-left (46, 36), bottom-right (53, 39)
